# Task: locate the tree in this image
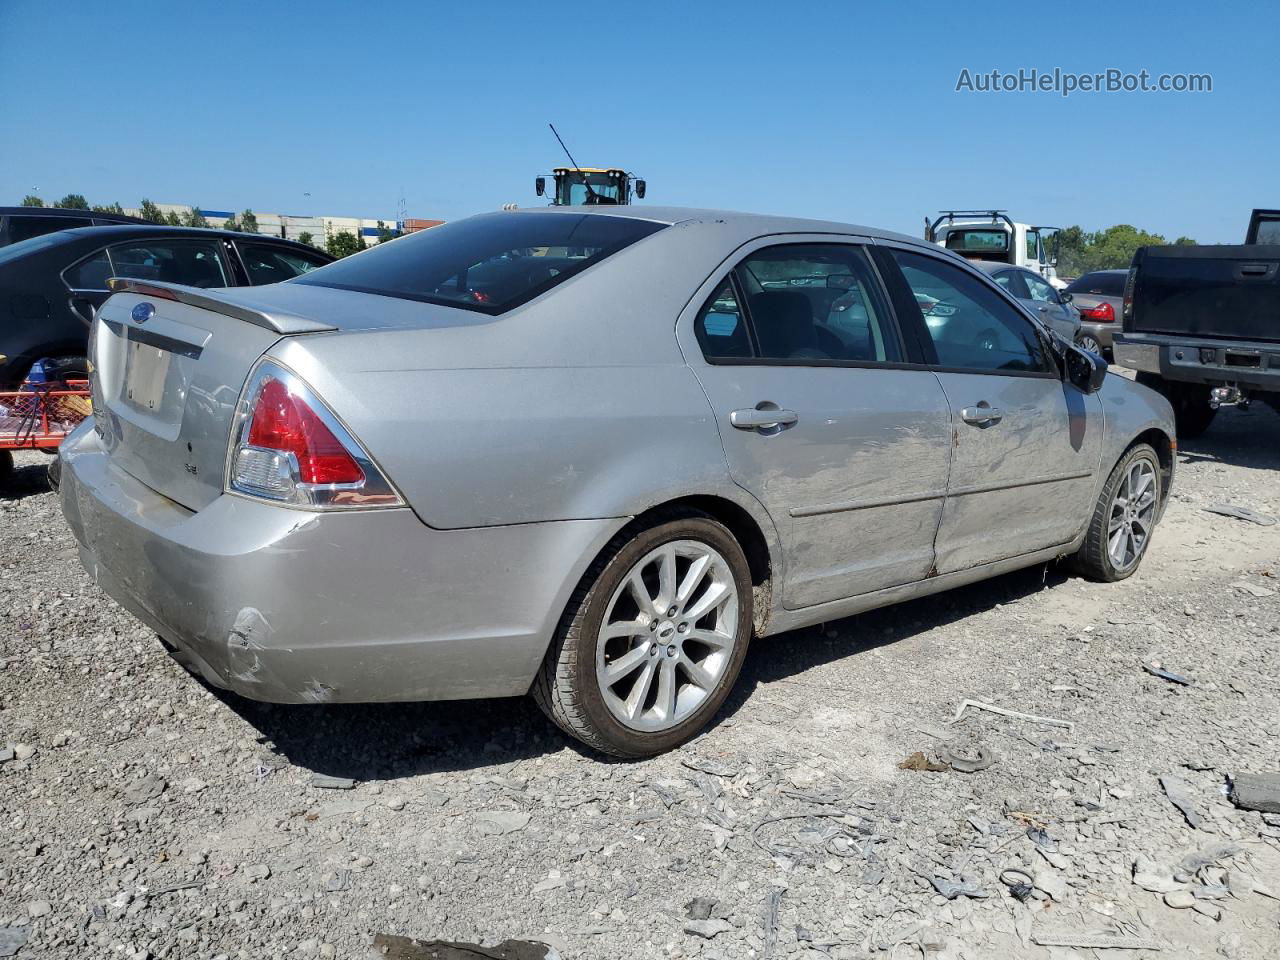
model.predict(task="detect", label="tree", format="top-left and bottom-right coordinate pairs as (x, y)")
top-left (182, 207), bottom-right (210, 228)
top-left (139, 198), bottom-right (167, 224)
top-left (1173, 236), bottom-right (1197, 246)
top-left (1052, 225), bottom-right (1089, 276)
top-left (239, 209), bottom-right (259, 235)
top-left (20, 194), bottom-right (44, 207)
top-left (57, 193), bottom-right (90, 210)
top-left (222, 214), bottom-right (241, 232)
top-left (325, 230), bottom-right (364, 258)
top-left (298, 231), bottom-right (314, 247)
top-left (91, 201), bottom-right (125, 214)
top-left (1052, 223), bottom-right (1199, 276)
top-left (165, 211), bottom-right (183, 226)
top-left (375, 220), bottom-right (399, 244)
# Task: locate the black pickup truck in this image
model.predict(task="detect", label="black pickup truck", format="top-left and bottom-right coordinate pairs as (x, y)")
top-left (1113, 209), bottom-right (1280, 436)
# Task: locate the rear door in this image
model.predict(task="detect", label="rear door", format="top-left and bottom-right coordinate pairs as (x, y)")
top-left (877, 246), bottom-right (1102, 573)
top-left (680, 237), bottom-right (953, 609)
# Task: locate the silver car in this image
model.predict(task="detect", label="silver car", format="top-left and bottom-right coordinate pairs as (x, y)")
top-left (59, 208), bottom-right (1175, 757)
top-left (973, 261), bottom-right (1082, 344)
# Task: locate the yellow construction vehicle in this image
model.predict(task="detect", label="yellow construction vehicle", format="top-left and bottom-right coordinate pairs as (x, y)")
top-left (534, 125), bottom-right (647, 206)
top-left (536, 167), bottom-right (646, 206)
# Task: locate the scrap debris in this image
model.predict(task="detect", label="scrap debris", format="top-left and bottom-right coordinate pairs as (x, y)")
top-left (1159, 775), bottom-right (1205, 829)
top-left (1229, 772), bottom-right (1280, 813)
top-left (938, 742), bottom-right (996, 773)
top-left (1204, 503), bottom-right (1278, 526)
top-left (949, 698), bottom-right (1074, 730)
top-left (371, 934), bottom-right (559, 959)
top-left (1031, 930), bottom-right (1163, 951)
top-left (898, 751), bottom-right (948, 772)
top-left (1143, 660), bottom-right (1194, 686)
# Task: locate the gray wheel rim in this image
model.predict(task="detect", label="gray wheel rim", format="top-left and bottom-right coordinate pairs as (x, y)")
top-left (1079, 335), bottom-right (1101, 354)
top-left (596, 539), bottom-right (740, 733)
top-left (1108, 457), bottom-right (1157, 572)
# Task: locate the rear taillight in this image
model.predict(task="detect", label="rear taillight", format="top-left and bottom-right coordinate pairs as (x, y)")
top-left (1079, 302), bottom-right (1116, 323)
top-left (228, 361), bottom-right (400, 509)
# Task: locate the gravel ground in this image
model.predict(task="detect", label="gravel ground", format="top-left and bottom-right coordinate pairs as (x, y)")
top-left (3, 403), bottom-right (1280, 960)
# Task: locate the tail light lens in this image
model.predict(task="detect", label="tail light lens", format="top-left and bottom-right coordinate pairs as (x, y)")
top-left (1079, 302), bottom-right (1116, 323)
top-left (228, 361), bottom-right (401, 509)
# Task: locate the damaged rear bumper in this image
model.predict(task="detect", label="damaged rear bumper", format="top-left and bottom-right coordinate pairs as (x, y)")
top-left (58, 425), bottom-right (623, 704)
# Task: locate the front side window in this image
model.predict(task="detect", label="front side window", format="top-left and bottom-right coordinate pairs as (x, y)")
top-left (1022, 271), bottom-right (1058, 303)
top-left (238, 243), bottom-right (329, 285)
top-left (295, 212), bottom-right (663, 314)
top-left (889, 250), bottom-right (1052, 373)
top-left (65, 239), bottom-right (228, 291)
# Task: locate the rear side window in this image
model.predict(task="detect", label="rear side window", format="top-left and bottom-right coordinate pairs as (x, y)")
top-left (294, 212), bottom-right (665, 314)
top-left (65, 239), bottom-right (229, 290)
top-left (1066, 272), bottom-right (1126, 297)
top-left (238, 243), bottom-right (329, 285)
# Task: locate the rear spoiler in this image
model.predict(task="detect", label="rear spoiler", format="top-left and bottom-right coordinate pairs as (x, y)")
top-left (106, 278), bottom-right (337, 335)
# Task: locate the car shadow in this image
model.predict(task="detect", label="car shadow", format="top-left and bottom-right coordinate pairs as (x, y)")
top-left (222, 561), bottom-right (1072, 780)
top-left (0, 457), bottom-right (53, 501)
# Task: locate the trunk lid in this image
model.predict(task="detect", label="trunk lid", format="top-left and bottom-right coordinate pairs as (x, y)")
top-left (91, 282), bottom-right (337, 511)
top-left (1129, 245), bottom-right (1280, 341)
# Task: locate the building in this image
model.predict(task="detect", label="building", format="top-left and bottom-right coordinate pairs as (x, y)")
top-left (120, 204), bottom-right (443, 247)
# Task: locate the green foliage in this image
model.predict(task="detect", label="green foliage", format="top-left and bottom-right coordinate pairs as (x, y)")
top-left (182, 207), bottom-right (210, 228)
top-left (325, 230), bottom-right (364, 258)
top-left (165, 211), bottom-right (183, 226)
top-left (91, 202), bottom-right (126, 214)
top-left (298, 231), bottom-right (314, 247)
top-left (57, 194), bottom-right (90, 210)
top-left (239, 209), bottom-right (259, 235)
top-left (375, 220), bottom-right (400, 244)
top-left (222, 214), bottom-right (241, 232)
top-left (138, 199), bottom-right (167, 224)
top-left (20, 194), bottom-right (44, 207)
top-left (1054, 224), bottom-right (1198, 276)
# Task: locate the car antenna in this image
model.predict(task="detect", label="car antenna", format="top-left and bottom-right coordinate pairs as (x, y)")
top-left (549, 123), bottom-right (602, 204)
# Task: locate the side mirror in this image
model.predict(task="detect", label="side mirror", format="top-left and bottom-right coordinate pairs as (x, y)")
top-left (535, 177), bottom-right (545, 197)
top-left (634, 179), bottom-right (646, 199)
top-left (1059, 291), bottom-right (1073, 304)
top-left (1064, 342), bottom-right (1107, 393)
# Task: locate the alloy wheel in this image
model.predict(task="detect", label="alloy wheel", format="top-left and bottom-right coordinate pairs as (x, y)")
top-left (1108, 457), bottom-right (1157, 572)
top-left (595, 539), bottom-right (740, 733)
top-left (1078, 335), bottom-right (1102, 355)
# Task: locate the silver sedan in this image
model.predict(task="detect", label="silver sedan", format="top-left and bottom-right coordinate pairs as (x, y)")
top-left (59, 207), bottom-right (1175, 757)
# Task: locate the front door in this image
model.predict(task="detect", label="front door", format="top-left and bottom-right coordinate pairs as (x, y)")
top-left (879, 247), bottom-right (1103, 573)
top-left (681, 240), bottom-right (953, 608)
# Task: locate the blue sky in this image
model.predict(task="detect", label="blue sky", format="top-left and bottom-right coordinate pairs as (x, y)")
top-left (0, 1), bottom-right (1270, 242)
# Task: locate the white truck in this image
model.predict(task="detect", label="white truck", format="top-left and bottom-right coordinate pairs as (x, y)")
top-left (926, 210), bottom-right (1065, 288)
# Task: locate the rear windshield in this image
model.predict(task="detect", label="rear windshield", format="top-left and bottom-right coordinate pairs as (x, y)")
top-left (943, 229), bottom-right (1010, 253)
top-left (1066, 272), bottom-right (1126, 297)
top-left (294, 212), bottom-right (666, 314)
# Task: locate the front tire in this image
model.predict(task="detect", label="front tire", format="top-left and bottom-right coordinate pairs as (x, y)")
top-left (533, 511), bottom-right (753, 757)
top-left (1071, 443), bottom-right (1161, 582)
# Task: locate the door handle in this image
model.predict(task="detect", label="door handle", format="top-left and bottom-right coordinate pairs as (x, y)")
top-left (961, 405), bottom-right (1003, 426)
top-left (730, 407), bottom-right (798, 430)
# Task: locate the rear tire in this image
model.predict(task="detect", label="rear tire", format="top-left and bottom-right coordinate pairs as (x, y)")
top-left (0, 451), bottom-right (12, 487)
top-left (1071, 442), bottom-right (1161, 582)
top-left (532, 510), bottom-right (753, 757)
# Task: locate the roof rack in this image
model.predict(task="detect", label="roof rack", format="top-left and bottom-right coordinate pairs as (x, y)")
top-left (926, 210), bottom-right (1016, 242)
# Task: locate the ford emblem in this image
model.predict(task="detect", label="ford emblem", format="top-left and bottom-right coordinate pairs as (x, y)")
top-left (131, 302), bottom-right (155, 324)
